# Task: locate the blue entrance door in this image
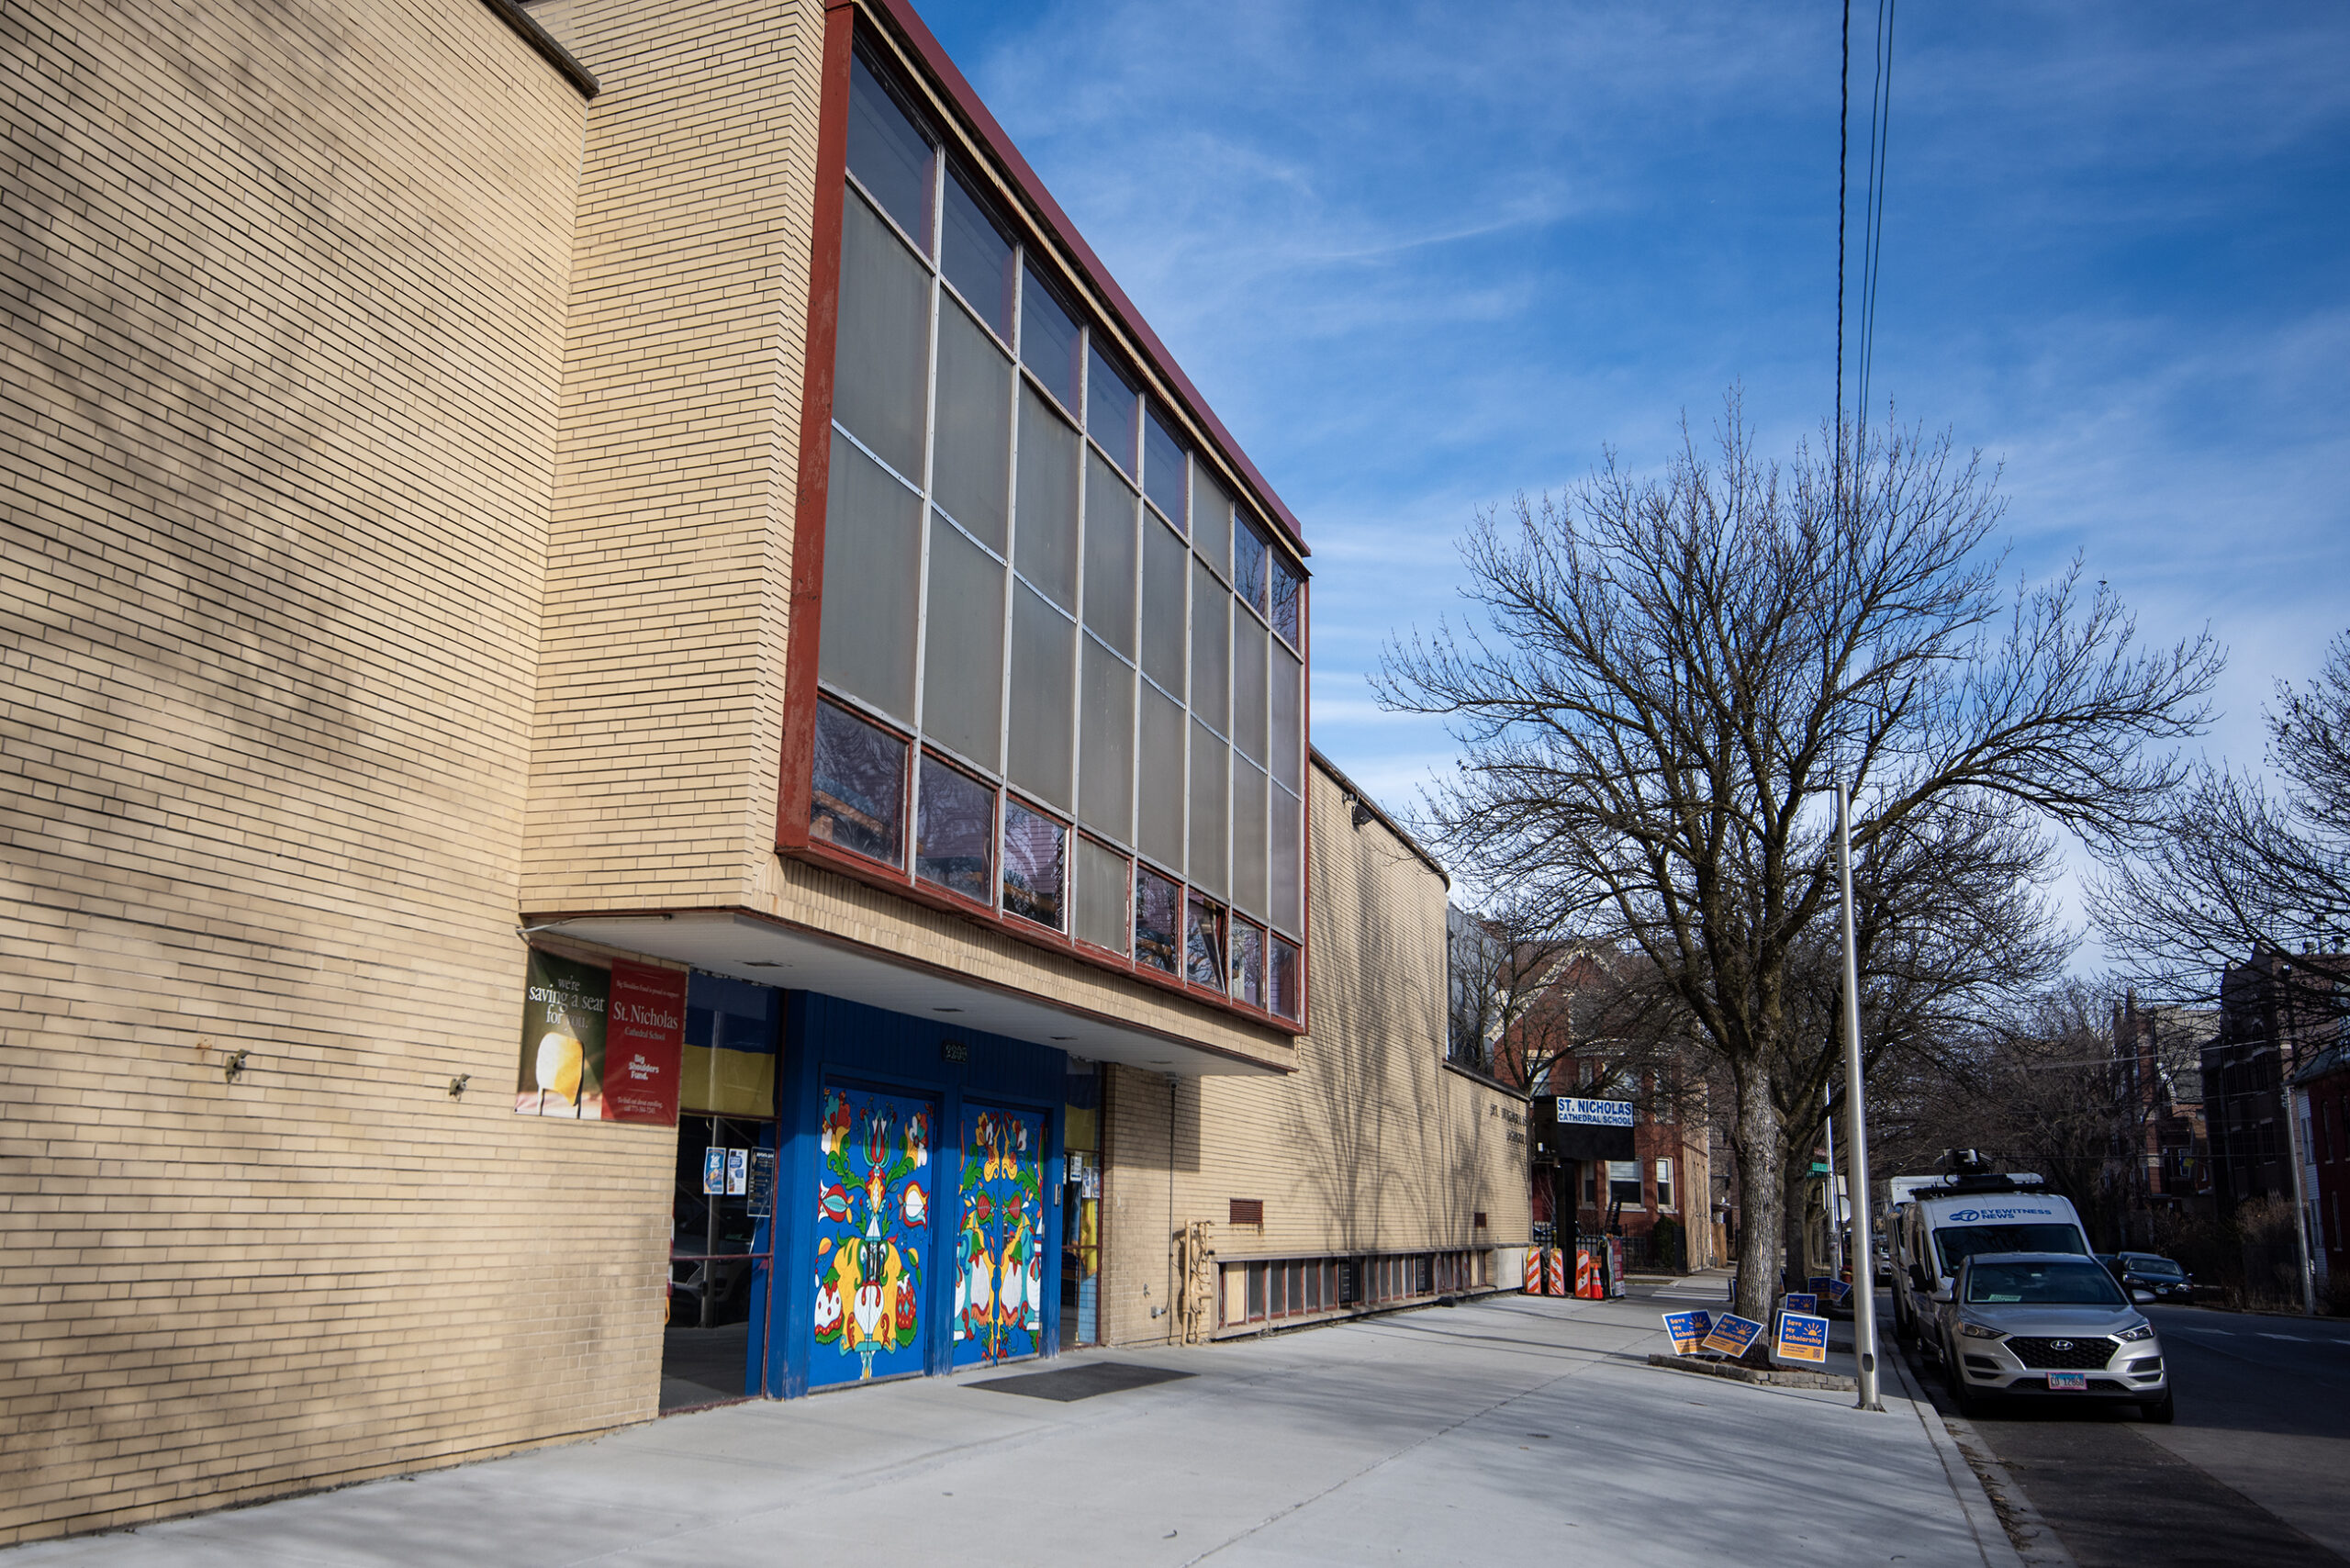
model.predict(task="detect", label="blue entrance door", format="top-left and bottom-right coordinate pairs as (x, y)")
top-left (952, 1103), bottom-right (1046, 1368)
top-left (810, 1084), bottom-right (934, 1388)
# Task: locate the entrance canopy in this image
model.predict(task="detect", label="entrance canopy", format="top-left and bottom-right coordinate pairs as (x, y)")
top-left (540, 911), bottom-right (1283, 1078)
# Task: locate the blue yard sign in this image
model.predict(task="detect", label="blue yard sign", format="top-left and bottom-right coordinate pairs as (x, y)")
top-left (1775, 1311), bottom-right (1830, 1364)
top-left (1700, 1312), bottom-right (1764, 1358)
top-left (1662, 1310), bottom-right (1713, 1355)
top-left (1825, 1277), bottom-right (1853, 1305)
top-left (1782, 1291), bottom-right (1818, 1316)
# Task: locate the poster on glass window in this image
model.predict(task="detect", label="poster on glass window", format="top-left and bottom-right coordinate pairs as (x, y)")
top-left (516, 949), bottom-right (609, 1118)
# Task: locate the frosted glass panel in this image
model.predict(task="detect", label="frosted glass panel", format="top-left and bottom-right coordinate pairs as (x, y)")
top-left (1082, 453), bottom-right (1137, 659)
top-left (1192, 467), bottom-right (1233, 580)
top-left (921, 516), bottom-right (1004, 768)
top-left (1191, 563), bottom-right (1228, 734)
top-left (1270, 641), bottom-right (1303, 792)
top-left (1233, 759), bottom-right (1268, 919)
top-left (1140, 514), bottom-right (1186, 696)
top-left (1189, 722), bottom-right (1227, 901)
top-left (1015, 386), bottom-right (1079, 610)
top-left (1007, 583), bottom-right (1075, 811)
top-left (834, 192), bottom-right (930, 481)
top-left (1078, 639), bottom-right (1135, 845)
top-left (1074, 836), bottom-right (1129, 953)
top-left (1233, 612), bottom-right (1268, 766)
top-left (1271, 783), bottom-right (1302, 936)
top-left (932, 299), bottom-right (1011, 552)
top-left (818, 431), bottom-right (920, 722)
top-left (1137, 683), bottom-right (1185, 874)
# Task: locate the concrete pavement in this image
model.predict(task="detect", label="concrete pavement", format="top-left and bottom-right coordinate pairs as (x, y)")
top-left (8, 1278), bottom-right (2017, 1567)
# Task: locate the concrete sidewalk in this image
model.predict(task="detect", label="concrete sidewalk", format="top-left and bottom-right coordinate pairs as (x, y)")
top-left (9, 1283), bottom-right (2017, 1567)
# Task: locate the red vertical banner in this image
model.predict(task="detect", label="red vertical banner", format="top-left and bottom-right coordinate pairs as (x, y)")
top-left (603, 960), bottom-right (686, 1126)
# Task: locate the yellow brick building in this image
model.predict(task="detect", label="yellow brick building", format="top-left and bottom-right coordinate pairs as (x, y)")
top-left (0, 0), bottom-right (1527, 1543)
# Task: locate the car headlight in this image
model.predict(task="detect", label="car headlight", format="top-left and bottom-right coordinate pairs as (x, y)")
top-left (1958, 1321), bottom-right (2005, 1339)
top-left (2115, 1321), bottom-right (2155, 1342)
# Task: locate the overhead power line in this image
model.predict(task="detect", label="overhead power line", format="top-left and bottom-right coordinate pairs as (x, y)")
top-left (1837, 0), bottom-right (1898, 470)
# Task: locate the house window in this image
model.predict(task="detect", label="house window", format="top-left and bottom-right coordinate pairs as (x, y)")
top-left (1230, 919), bottom-right (1265, 1009)
top-left (1654, 1158), bottom-right (1675, 1212)
top-left (1268, 936), bottom-right (1302, 1022)
top-left (811, 700), bottom-right (906, 866)
top-left (1607, 1160), bottom-right (1643, 1207)
top-left (1134, 867), bottom-right (1181, 975)
top-left (914, 753), bottom-right (991, 901)
top-left (1002, 799), bottom-right (1066, 930)
top-left (1185, 894), bottom-right (1225, 989)
top-left (1582, 1161), bottom-right (1599, 1207)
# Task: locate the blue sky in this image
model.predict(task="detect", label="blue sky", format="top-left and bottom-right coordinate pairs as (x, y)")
top-left (915, 0), bottom-right (2350, 934)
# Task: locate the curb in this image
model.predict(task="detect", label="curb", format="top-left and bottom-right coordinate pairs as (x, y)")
top-left (1644, 1351), bottom-right (1856, 1392)
top-left (1885, 1343), bottom-right (2054, 1568)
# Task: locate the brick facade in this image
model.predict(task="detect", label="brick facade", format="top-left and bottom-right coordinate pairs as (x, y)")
top-left (2, 0), bottom-right (1494, 1542)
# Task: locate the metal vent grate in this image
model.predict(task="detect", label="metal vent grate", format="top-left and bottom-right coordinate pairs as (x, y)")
top-left (1229, 1198), bottom-right (1264, 1227)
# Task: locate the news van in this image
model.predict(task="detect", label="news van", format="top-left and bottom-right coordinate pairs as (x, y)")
top-left (1888, 1163), bottom-right (2092, 1351)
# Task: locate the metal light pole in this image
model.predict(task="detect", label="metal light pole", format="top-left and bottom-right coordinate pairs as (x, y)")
top-left (1837, 783), bottom-right (1885, 1412)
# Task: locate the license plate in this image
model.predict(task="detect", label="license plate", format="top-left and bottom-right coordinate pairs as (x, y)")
top-left (2047, 1372), bottom-right (2087, 1391)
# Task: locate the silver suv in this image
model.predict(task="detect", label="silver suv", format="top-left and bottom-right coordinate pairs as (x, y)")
top-left (1934, 1251), bottom-right (2172, 1423)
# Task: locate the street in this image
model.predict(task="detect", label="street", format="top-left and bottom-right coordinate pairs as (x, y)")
top-left (1904, 1299), bottom-right (2350, 1567)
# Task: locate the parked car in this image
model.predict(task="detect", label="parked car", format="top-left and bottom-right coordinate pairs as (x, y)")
top-left (2098, 1251), bottom-right (2195, 1302)
top-left (1933, 1251), bottom-right (2172, 1422)
top-left (1890, 1170), bottom-right (2092, 1349)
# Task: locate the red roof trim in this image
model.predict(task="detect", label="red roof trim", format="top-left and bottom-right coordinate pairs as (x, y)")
top-left (865, 0), bottom-right (1309, 558)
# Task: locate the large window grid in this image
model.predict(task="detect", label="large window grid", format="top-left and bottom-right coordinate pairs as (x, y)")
top-left (801, 41), bottom-right (1306, 1025)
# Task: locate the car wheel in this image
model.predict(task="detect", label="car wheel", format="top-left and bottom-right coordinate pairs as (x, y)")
top-left (1946, 1337), bottom-right (1987, 1417)
top-left (1894, 1297), bottom-right (1916, 1345)
top-left (2141, 1388), bottom-right (2175, 1424)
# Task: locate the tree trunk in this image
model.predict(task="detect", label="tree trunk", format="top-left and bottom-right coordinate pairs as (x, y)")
top-left (1781, 1142), bottom-right (1813, 1305)
top-left (1731, 1061), bottom-right (1782, 1362)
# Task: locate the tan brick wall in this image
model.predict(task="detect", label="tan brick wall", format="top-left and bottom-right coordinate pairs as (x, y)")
top-left (1102, 760), bottom-right (1532, 1346)
top-left (519, 0), bottom-right (826, 913)
top-left (0, 0), bottom-right (657, 1544)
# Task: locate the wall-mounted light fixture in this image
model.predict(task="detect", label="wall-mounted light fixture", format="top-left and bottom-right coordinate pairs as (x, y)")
top-left (448, 1074), bottom-right (471, 1099)
top-left (221, 1049), bottom-right (251, 1083)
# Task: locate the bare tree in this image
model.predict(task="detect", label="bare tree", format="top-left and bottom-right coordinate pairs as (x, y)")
top-left (1886, 982), bottom-right (2155, 1249)
top-left (1377, 397), bottom-right (2220, 1341)
top-left (2094, 629), bottom-right (2350, 1018)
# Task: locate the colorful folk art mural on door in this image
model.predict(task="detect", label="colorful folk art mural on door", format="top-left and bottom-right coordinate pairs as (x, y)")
top-left (811, 1086), bottom-right (933, 1386)
top-left (953, 1104), bottom-right (1045, 1367)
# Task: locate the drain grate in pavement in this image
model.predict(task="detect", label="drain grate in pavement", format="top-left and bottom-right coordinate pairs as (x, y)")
top-left (971, 1362), bottom-right (1194, 1402)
